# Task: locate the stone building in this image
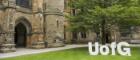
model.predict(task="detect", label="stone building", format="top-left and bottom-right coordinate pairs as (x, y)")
top-left (0, 0), bottom-right (65, 53)
top-left (0, 0), bottom-right (140, 53)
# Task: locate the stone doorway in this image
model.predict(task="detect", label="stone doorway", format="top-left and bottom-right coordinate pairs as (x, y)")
top-left (105, 32), bottom-right (111, 43)
top-left (72, 32), bottom-right (78, 43)
top-left (14, 23), bottom-right (27, 48)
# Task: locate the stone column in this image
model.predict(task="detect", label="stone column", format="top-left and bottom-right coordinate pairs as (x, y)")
top-left (0, 32), bottom-right (16, 53)
top-left (0, 1), bottom-right (16, 52)
top-left (44, 0), bottom-right (65, 47)
top-left (31, 13), bottom-right (45, 49)
top-left (110, 25), bottom-right (121, 42)
top-left (31, 32), bottom-right (45, 49)
top-left (44, 9), bottom-right (65, 47)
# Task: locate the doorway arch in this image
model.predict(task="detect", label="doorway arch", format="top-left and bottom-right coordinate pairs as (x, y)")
top-left (15, 23), bottom-right (27, 47)
top-left (14, 18), bottom-right (32, 48)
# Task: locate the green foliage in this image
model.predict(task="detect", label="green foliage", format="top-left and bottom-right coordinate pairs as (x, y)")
top-left (67, 0), bottom-right (140, 43)
top-left (67, 0), bottom-right (140, 32)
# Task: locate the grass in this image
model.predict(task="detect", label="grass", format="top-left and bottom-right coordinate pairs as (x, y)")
top-left (0, 47), bottom-right (140, 60)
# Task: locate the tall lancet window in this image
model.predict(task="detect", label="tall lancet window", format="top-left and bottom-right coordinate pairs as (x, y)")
top-left (16, 0), bottom-right (31, 8)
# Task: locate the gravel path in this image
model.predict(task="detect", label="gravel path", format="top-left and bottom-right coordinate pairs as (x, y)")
top-left (0, 44), bottom-right (88, 59)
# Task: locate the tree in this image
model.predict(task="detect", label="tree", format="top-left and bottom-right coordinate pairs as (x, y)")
top-left (67, 0), bottom-right (140, 44)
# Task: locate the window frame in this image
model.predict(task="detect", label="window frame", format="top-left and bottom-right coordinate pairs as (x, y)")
top-left (16, 0), bottom-right (32, 9)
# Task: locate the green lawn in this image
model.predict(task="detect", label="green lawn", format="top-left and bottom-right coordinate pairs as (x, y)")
top-left (0, 47), bottom-right (140, 60)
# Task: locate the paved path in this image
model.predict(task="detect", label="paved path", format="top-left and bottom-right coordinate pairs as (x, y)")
top-left (0, 44), bottom-right (88, 59)
top-left (0, 44), bottom-right (140, 59)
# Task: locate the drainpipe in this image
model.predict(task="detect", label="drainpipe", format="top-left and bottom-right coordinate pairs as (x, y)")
top-left (43, 2), bottom-right (47, 47)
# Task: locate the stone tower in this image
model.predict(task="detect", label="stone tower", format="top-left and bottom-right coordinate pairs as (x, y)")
top-left (44, 0), bottom-right (65, 47)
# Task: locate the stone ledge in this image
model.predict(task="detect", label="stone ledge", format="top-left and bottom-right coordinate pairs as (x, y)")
top-left (47, 43), bottom-right (65, 48)
top-left (31, 42), bottom-right (45, 49)
top-left (0, 44), bottom-right (16, 53)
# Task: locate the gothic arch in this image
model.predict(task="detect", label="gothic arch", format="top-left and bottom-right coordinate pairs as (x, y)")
top-left (14, 17), bottom-right (32, 47)
top-left (15, 17), bottom-right (32, 34)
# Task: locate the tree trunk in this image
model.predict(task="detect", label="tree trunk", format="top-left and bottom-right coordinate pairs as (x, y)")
top-left (101, 17), bottom-right (106, 44)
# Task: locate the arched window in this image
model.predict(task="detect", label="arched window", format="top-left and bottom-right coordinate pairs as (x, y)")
top-left (80, 32), bottom-right (87, 38)
top-left (16, 0), bottom-right (31, 8)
